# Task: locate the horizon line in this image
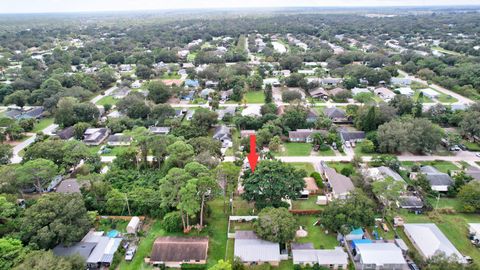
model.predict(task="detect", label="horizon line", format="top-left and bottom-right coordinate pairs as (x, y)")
top-left (1, 4), bottom-right (479, 15)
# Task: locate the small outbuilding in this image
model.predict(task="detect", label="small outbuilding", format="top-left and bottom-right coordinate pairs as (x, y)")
top-left (126, 216), bottom-right (140, 234)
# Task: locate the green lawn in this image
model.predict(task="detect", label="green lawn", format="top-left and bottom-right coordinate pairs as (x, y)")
top-left (244, 91), bottom-right (265, 103)
top-left (96, 95), bottom-right (118, 106)
top-left (32, 118), bottom-right (54, 132)
top-left (289, 162), bottom-right (315, 175)
top-left (97, 219), bottom-right (129, 233)
top-left (316, 147), bottom-right (335, 156)
top-left (436, 93), bottom-right (458, 103)
top-left (327, 162), bottom-right (355, 176)
top-left (291, 197), bottom-right (324, 210)
top-left (295, 215), bottom-right (338, 249)
top-left (101, 146), bottom-right (134, 156)
top-left (431, 46), bottom-right (463, 56)
top-left (401, 160), bottom-right (459, 174)
top-left (187, 52), bottom-right (197, 62)
top-left (277, 143), bottom-right (312, 156)
top-left (413, 91), bottom-right (433, 103)
top-left (463, 141), bottom-right (480, 151)
top-left (426, 197), bottom-right (460, 210)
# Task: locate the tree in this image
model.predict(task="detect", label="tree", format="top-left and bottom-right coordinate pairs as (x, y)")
top-left (188, 137), bottom-right (222, 158)
top-left (135, 64), bottom-right (153, 79)
top-left (389, 94), bottom-right (414, 116)
top-left (459, 111), bottom-right (480, 139)
top-left (360, 139), bottom-right (375, 153)
top-left (147, 81), bottom-right (172, 104)
top-left (16, 159), bottom-right (58, 193)
top-left (458, 181), bottom-right (480, 213)
top-left (320, 190), bottom-right (376, 234)
top-left (4, 90), bottom-right (30, 108)
top-left (167, 141), bottom-right (195, 168)
top-left (0, 144), bottom-right (12, 165)
top-left (162, 211), bottom-right (183, 233)
top-left (73, 122), bottom-right (90, 140)
top-left (280, 55), bottom-right (303, 71)
top-left (191, 108), bottom-right (218, 130)
top-left (55, 97), bottom-right (76, 127)
top-left (425, 253), bottom-right (477, 270)
top-left (20, 193), bottom-right (91, 249)
top-left (14, 250), bottom-right (85, 270)
top-left (209, 260), bottom-right (232, 270)
top-left (0, 237), bottom-right (25, 270)
top-left (372, 177), bottom-right (404, 219)
top-left (242, 160), bottom-right (306, 208)
top-left (268, 136), bottom-right (282, 152)
top-left (264, 84), bottom-right (273, 103)
top-left (282, 90), bottom-right (302, 103)
top-left (255, 207), bottom-right (297, 243)
top-left (177, 179), bottom-right (200, 231)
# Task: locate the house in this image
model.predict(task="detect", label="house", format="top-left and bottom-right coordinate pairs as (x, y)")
top-left (263, 78), bottom-right (281, 87)
top-left (339, 128), bottom-right (365, 143)
top-left (404, 223), bottom-right (466, 263)
top-left (83, 128), bottom-right (110, 146)
top-left (220, 89), bottom-right (234, 101)
top-left (419, 166), bottom-right (453, 192)
top-left (234, 231), bottom-right (281, 266)
top-left (292, 246), bottom-right (348, 269)
top-left (241, 105), bottom-right (262, 117)
top-left (320, 77), bottom-right (343, 86)
top-left (213, 125), bottom-right (232, 148)
top-left (200, 88), bottom-right (215, 99)
top-left (107, 133), bottom-right (132, 146)
top-left (273, 70), bottom-right (291, 77)
top-left (4, 106), bottom-right (44, 120)
top-left (55, 126), bottom-right (75, 140)
top-left (397, 195), bottom-right (424, 211)
top-left (420, 88), bottom-right (440, 99)
top-left (306, 109), bottom-right (318, 123)
top-left (177, 49), bottom-right (190, 59)
top-left (148, 237), bottom-right (209, 268)
top-left (329, 87), bottom-right (347, 97)
top-left (54, 230), bottom-right (122, 269)
top-left (353, 242), bottom-right (408, 270)
top-left (217, 106), bottom-right (236, 120)
top-left (303, 177), bottom-right (320, 195)
top-left (468, 223), bottom-right (480, 242)
top-left (374, 87), bottom-right (396, 101)
top-left (363, 166), bottom-right (404, 182)
top-left (396, 87), bottom-right (414, 97)
top-left (309, 87), bottom-right (329, 99)
top-left (131, 80), bottom-right (142, 88)
top-left (185, 110), bottom-right (195, 120)
top-left (119, 64), bottom-right (132, 72)
top-left (55, 179), bottom-right (81, 194)
top-left (298, 69), bottom-right (315, 76)
top-left (352, 87), bottom-right (371, 96)
top-left (149, 126), bottom-right (170, 135)
top-left (345, 229), bottom-right (366, 241)
top-left (289, 129), bottom-right (327, 143)
top-left (240, 130), bottom-right (255, 138)
top-left (319, 162), bottom-right (355, 200)
top-left (391, 78), bottom-right (412, 86)
top-left (205, 80), bottom-right (219, 88)
top-left (181, 90), bottom-right (195, 101)
top-left (185, 79), bottom-right (200, 88)
top-left (324, 107), bottom-right (349, 123)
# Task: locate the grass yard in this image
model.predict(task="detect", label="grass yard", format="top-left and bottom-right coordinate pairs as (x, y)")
top-left (282, 142), bottom-right (312, 156)
top-left (327, 162), bottom-right (356, 176)
top-left (401, 160), bottom-right (460, 174)
top-left (96, 95), bottom-right (118, 106)
top-left (291, 197), bottom-right (324, 210)
top-left (32, 118), bottom-right (54, 132)
top-left (244, 91), bottom-right (265, 103)
top-left (463, 141), bottom-right (480, 151)
top-left (436, 93), bottom-right (458, 103)
top-left (431, 46), bottom-right (463, 56)
top-left (289, 162), bottom-right (315, 175)
top-left (97, 219), bottom-right (129, 233)
top-left (187, 52), bottom-right (197, 62)
top-left (316, 146), bottom-right (335, 156)
top-left (160, 72), bottom-right (181, 79)
top-left (426, 197), bottom-right (460, 210)
top-left (295, 215), bottom-right (338, 249)
top-left (101, 146), bottom-right (133, 156)
top-left (413, 91), bottom-right (433, 103)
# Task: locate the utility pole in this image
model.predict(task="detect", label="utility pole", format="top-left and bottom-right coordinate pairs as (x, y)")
top-left (125, 194), bottom-right (131, 216)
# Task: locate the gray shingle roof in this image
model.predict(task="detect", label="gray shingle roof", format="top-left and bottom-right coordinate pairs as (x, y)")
top-left (234, 231), bottom-right (280, 262)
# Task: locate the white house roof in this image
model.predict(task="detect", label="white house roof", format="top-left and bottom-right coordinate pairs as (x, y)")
top-left (469, 223), bottom-right (480, 236)
top-left (241, 105), bottom-right (262, 117)
top-left (404, 223), bottom-right (464, 262)
top-left (420, 88), bottom-right (439, 97)
top-left (396, 87), bottom-right (414, 95)
top-left (356, 243), bottom-right (406, 266)
top-left (234, 231), bottom-right (280, 262)
top-left (292, 247), bottom-right (348, 265)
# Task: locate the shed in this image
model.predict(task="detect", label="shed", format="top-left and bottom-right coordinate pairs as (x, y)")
top-left (127, 216), bottom-right (140, 234)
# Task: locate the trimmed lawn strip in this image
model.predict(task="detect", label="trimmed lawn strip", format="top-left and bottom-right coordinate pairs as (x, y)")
top-left (283, 142), bottom-right (312, 156)
top-left (32, 118), bottom-right (54, 132)
top-left (244, 91), bottom-right (265, 103)
top-left (289, 162), bottom-right (315, 175)
top-left (295, 215), bottom-right (338, 249)
top-left (96, 95), bottom-right (118, 106)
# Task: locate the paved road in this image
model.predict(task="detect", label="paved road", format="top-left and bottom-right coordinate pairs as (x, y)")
top-left (10, 123), bottom-right (59, 164)
top-left (398, 70), bottom-right (474, 105)
top-left (89, 85), bottom-right (118, 104)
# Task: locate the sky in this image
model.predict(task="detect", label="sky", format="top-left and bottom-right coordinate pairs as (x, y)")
top-left (1, 0), bottom-right (480, 14)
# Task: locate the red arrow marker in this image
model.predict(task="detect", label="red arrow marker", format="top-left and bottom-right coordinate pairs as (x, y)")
top-left (247, 134), bottom-right (259, 172)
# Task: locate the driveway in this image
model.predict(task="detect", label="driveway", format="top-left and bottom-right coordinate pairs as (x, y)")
top-left (89, 85), bottom-right (118, 104)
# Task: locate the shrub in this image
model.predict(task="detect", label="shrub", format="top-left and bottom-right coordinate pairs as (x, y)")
top-left (162, 211), bottom-right (183, 232)
top-left (340, 167), bottom-right (353, 177)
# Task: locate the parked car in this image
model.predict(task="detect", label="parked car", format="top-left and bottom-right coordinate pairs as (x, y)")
top-left (450, 145), bottom-right (461, 151)
top-left (476, 153), bottom-right (480, 158)
top-left (408, 261), bottom-right (420, 270)
top-left (125, 247), bottom-right (137, 261)
top-left (458, 144), bottom-right (467, 151)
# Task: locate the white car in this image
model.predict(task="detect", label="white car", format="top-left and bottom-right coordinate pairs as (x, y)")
top-left (476, 153), bottom-right (480, 158)
top-left (125, 247), bottom-right (137, 261)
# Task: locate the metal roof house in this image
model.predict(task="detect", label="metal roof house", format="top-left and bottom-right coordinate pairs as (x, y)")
top-left (213, 125), bottom-right (232, 148)
top-left (353, 242), bottom-right (408, 270)
top-left (292, 246), bottom-right (348, 269)
top-left (404, 223), bottom-right (466, 263)
top-left (234, 231), bottom-right (281, 266)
